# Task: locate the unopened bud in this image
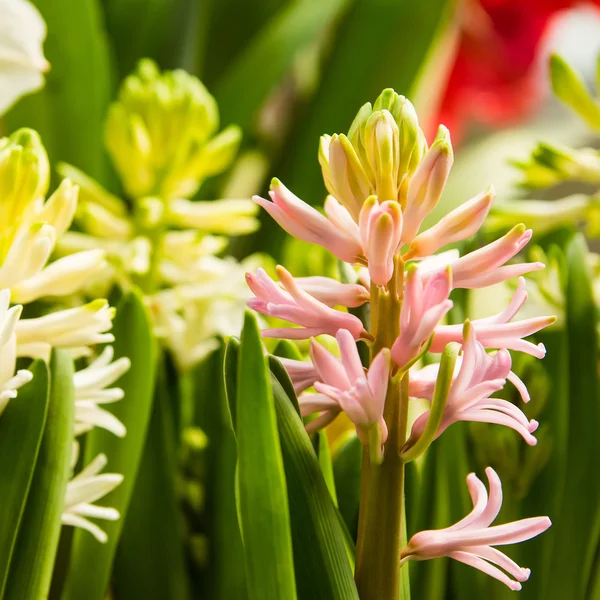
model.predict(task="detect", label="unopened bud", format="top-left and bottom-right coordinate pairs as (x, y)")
top-left (0, 128), bottom-right (50, 261)
top-left (319, 89), bottom-right (426, 218)
top-left (403, 126), bottom-right (453, 242)
top-left (105, 59), bottom-right (238, 201)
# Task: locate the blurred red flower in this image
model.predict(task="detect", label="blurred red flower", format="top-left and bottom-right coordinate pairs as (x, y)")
top-left (439, 0), bottom-right (600, 142)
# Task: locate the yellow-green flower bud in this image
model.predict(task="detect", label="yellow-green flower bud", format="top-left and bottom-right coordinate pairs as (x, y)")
top-left (319, 89), bottom-right (427, 218)
top-left (0, 128), bottom-right (49, 261)
top-left (515, 141), bottom-right (600, 189)
top-left (105, 59), bottom-right (241, 201)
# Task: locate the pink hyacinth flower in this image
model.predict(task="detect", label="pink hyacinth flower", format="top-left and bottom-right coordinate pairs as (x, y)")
top-left (278, 357), bottom-right (318, 394)
top-left (409, 326), bottom-right (539, 446)
top-left (246, 266), bottom-right (365, 340)
top-left (410, 351), bottom-right (531, 404)
top-left (253, 179), bottom-right (363, 263)
top-left (359, 196), bottom-right (403, 286)
top-left (401, 467), bottom-right (551, 591)
top-left (404, 188), bottom-right (495, 260)
top-left (299, 329), bottom-right (390, 444)
top-left (431, 278), bottom-right (555, 358)
top-left (419, 224), bottom-right (544, 289)
top-left (391, 266), bottom-right (453, 368)
top-left (291, 276), bottom-right (369, 308)
top-left (402, 126), bottom-right (454, 243)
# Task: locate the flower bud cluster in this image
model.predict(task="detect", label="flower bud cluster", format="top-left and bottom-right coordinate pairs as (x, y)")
top-left (51, 60), bottom-right (264, 372)
top-left (105, 58), bottom-right (241, 201)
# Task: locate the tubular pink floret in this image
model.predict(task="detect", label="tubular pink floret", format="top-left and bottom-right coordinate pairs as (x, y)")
top-left (298, 330), bottom-right (390, 444)
top-left (278, 357), bottom-right (319, 394)
top-left (246, 266), bottom-right (365, 340)
top-left (431, 279), bottom-right (555, 358)
top-left (408, 327), bottom-right (538, 446)
top-left (291, 276), bottom-right (369, 308)
top-left (401, 467), bottom-right (551, 591)
top-left (404, 188), bottom-right (495, 260)
top-left (391, 266), bottom-right (453, 368)
top-left (359, 196), bottom-right (404, 286)
top-left (253, 179), bottom-right (364, 263)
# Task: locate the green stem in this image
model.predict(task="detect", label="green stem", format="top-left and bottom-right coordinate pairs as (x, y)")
top-left (355, 375), bottom-right (409, 599)
top-left (355, 256), bottom-right (409, 600)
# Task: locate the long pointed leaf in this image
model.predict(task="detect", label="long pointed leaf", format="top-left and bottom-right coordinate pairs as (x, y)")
top-left (271, 372), bottom-right (358, 599)
top-left (112, 353), bottom-right (191, 600)
top-left (61, 290), bottom-right (156, 600)
top-left (0, 360), bottom-right (49, 596)
top-left (236, 311), bottom-right (296, 600)
top-left (545, 234), bottom-right (600, 599)
top-left (5, 350), bottom-right (75, 600)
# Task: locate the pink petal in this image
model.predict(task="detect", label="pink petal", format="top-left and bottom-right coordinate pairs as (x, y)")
top-left (447, 551), bottom-right (523, 591)
top-left (336, 329), bottom-right (365, 384)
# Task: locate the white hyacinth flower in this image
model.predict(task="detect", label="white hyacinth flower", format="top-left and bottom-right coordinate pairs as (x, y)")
top-left (62, 450), bottom-right (123, 543)
top-left (73, 346), bottom-right (130, 438)
top-left (0, 0), bottom-right (49, 115)
top-left (16, 299), bottom-right (115, 360)
top-left (0, 179), bottom-right (79, 291)
top-left (0, 289), bottom-right (32, 414)
top-left (10, 248), bottom-right (107, 304)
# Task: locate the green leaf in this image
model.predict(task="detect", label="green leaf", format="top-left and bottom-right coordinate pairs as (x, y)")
top-left (518, 329), bottom-right (569, 597)
top-left (271, 372), bottom-right (358, 599)
top-left (236, 311), bottom-right (296, 600)
top-left (102, 0), bottom-right (183, 78)
top-left (544, 234), bottom-right (600, 600)
top-left (5, 0), bottom-right (114, 185)
top-left (4, 351), bottom-right (75, 600)
top-left (214, 0), bottom-right (351, 133)
top-left (61, 290), bottom-right (156, 600)
top-left (316, 431), bottom-right (338, 506)
top-left (224, 337), bottom-right (241, 430)
top-left (268, 354), bottom-right (301, 416)
top-left (332, 433), bottom-right (362, 540)
top-left (274, 339), bottom-right (303, 361)
top-left (0, 360), bottom-right (49, 596)
top-left (203, 341), bottom-right (247, 599)
top-left (112, 353), bottom-right (191, 600)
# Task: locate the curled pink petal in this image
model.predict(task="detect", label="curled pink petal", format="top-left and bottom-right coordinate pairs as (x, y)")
top-left (299, 333), bottom-right (390, 443)
top-left (391, 267), bottom-right (453, 368)
top-left (253, 179), bottom-right (364, 263)
top-left (247, 266), bottom-right (365, 340)
top-left (401, 468), bottom-right (551, 590)
top-left (431, 280), bottom-right (555, 358)
top-left (278, 357), bottom-right (318, 394)
top-left (405, 188), bottom-right (495, 260)
top-left (291, 276), bottom-right (369, 307)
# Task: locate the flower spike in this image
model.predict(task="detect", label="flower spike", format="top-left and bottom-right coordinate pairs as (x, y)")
top-left (401, 467), bottom-right (551, 591)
